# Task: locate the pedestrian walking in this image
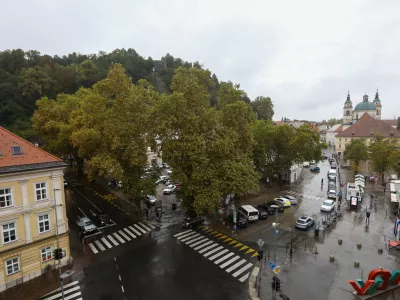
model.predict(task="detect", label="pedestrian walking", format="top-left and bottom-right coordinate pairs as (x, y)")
top-left (366, 210), bottom-right (371, 226)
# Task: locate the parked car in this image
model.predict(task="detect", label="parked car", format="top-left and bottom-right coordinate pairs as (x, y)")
top-left (303, 161), bottom-right (310, 167)
top-left (238, 205), bottom-right (260, 222)
top-left (265, 201), bottom-right (285, 212)
top-left (274, 197), bottom-right (291, 208)
top-left (253, 206), bottom-right (268, 220)
top-left (167, 169), bottom-right (173, 175)
top-left (310, 160), bottom-right (316, 164)
top-left (163, 184), bottom-right (176, 195)
top-left (321, 199), bottom-right (335, 212)
top-left (182, 216), bottom-right (204, 228)
top-left (281, 195), bottom-right (298, 205)
top-left (258, 203), bottom-right (276, 215)
top-left (327, 189), bottom-right (336, 199)
top-left (310, 166), bottom-right (320, 172)
top-left (295, 216), bottom-right (314, 230)
top-left (77, 217), bottom-right (97, 234)
top-left (226, 211), bottom-right (248, 228)
top-left (94, 214), bottom-right (112, 227)
top-left (145, 195), bottom-right (157, 204)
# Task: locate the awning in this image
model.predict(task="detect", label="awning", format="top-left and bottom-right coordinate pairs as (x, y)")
top-left (391, 193), bottom-right (398, 203)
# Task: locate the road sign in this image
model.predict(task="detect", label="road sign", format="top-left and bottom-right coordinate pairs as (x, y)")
top-left (233, 224), bottom-right (237, 230)
top-left (269, 262), bottom-right (276, 270)
top-left (272, 266), bottom-right (281, 275)
top-left (257, 239), bottom-right (265, 249)
top-left (275, 229), bottom-right (279, 236)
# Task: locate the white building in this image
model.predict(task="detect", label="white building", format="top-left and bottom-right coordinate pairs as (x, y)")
top-left (325, 124), bottom-right (342, 147)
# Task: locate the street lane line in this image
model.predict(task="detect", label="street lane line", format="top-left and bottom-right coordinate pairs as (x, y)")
top-left (194, 240), bottom-right (213, 250)
top-left (208, 248), bottom-right (229, 261)
top-left (174, 229), bottom-right (192, 237)
top-left (198, 242), bottom-right (218, 253)
top-left (232, 263), bottom-right (253, 277)
top-left (225, 259), bottom-right (247, 273)
top-left (176, 231), bottom-right (197, 240)
top-left (139, 222), bottom-right (152, 231)
top-left (134, 223), bottom-right (147, 234)
top-left (107, 234), bottom-right (119, 246)
top-left (189, 237), bottom-right (208, 248)
top-left (77, 207), bottom-right (87, 217)
top-left (145, 222), bottom-right (156, 229)
top-left (74, 189), bottom-right (102, 212)
top-left (180, 233), bottom-right (200, 242)
top-left (88, 243), bottom-right (98, 254)
top-left (219, 255), bottom-right (240, 268)
top-left (95, 240), bottom-right (106, 251)
top-left (203, 246), bottom-right (223, 257)
top-left (64, 291), bottom-right (82, 300)
top-left (129, 226), bottom-right (142, 236)
top-left (118, 230), bottom-right (131, 241)
top-left (41, 285), bottom-right (80, 300)
top-left (113, 232), bottom-right (125, 244)
top-left (101, 237), bottom-right (112, 249)
top-left (185, 236), bottom-right (205, 245)
top-left (42, 281), bottom-right (79, 296)
top-left (124, 228), bottom-right (136, 239)
top-left (213, 252), bottom-right (234, 264)
top-left (239, 272), bottom-right (250, 282)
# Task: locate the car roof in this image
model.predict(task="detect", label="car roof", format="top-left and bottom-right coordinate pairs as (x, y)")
top-left (299, 216), bottom-right (311, 220)
top-left (323, 200), bottom-right (334, 204)
top-left (81, 217), bottom-right (90, 221)
top-left (240, 205), bottom-right (259, 212)
top-left (282, 195), bottom-right (295, 200)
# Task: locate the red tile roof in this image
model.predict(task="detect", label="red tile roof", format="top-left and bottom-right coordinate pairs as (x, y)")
top-left (382, 119), bottom-right (398, 127)
top-left (274, 121), bottom-right (285, 126)
top-left (336, 113), bottom-right (400, 138)
top-left (0, 127), bottom-right (63, 170)
top-left (335, 125), bottom-right (343, 132)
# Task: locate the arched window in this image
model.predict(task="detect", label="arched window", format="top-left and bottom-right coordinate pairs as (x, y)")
top-left (346, 110), bottom-right (350, 116)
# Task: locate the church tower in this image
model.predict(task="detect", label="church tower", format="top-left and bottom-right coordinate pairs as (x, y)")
top-left (343, 91), bottom-right (353, 124)
top-left (373, 89), bottom-right (382, 120)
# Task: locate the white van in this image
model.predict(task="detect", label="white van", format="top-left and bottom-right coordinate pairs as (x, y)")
top-left (238, 205), bottom-right (259, 222)
top-left (328, 169), bottom-right (337, 178)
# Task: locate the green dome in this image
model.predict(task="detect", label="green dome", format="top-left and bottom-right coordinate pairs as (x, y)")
top-left (354, 101), bottom-right (376, 111)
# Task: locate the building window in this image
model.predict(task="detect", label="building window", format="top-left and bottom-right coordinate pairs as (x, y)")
top-left (3, 222), bottom-right (17, 244)
top-left (356, 115), bottom-right (359, 120)
top-left (339, 138), bottom-right (341, 142)
top-left (339, 144), bottom-right (341, 149)
top-left (345, 138), bottom-right (347, 142)
top-left (38, 214), bottom-right (50, 233)
top-left (377, 110), bottom-right (380, 115)
top-left (41, 246), bottom-right (52, 262)
top-left (6, 257), bottom-right (20, 275)
top-left (0, 188), bottom-right (13, 208)
top-left (11, 146), bottom-right (23, 156)
top-left (35, 182), bottom-right (47, 201)
top-left (346, 110), bottom-right (350, 116)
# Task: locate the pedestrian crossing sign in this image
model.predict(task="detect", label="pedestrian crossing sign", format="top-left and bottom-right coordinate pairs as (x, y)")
top-left (272, 266), bottom-right (281, 275)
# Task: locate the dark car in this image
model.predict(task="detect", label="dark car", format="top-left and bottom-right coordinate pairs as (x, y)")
top-left (227, 211), bottom-right (248, 228)
top-left (310, 166), bottom-right (320, 172)
top-left (254, 206), bottom-right (268, 220)
top-left (94, 214), bottom-right (112, 227)
top-left (265, 200), bottom-right (285, 212)
top-left (182, 216), bottom-right (204, 228)
top-left (258, 203), bottom-right (276, 215)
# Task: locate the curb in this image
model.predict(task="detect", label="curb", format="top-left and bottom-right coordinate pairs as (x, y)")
top-left (248, 265), bottom-right (260, 300)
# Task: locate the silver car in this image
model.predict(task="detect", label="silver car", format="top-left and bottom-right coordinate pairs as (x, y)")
top-left (281, 195), bottom-right (298, 205)
top-left (77, 217), bottom-right (97, 233)
top-left (295, 216), bottom-right (314, 230)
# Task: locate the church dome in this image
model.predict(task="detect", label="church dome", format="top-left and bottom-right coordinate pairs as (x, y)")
top-left (354, 101), bottom-right (376, 111)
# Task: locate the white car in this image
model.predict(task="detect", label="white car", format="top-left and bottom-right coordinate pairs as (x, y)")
top-left (281, 195), bottom-right (297, 205)
top-left (303, 162), bottom-right (310, 167)
top-left (146, 195), bottom-right (157, 204)
top-left (166, 170), bottom-right (173, 175)
top-left (77, 217), bottom-right (97, 233)
top-left (163, 184), bottom-right (176, 195)
top-left (321, 200), bottom-right (335, 212)
top-left (327, 190), bottom-right (336, 199)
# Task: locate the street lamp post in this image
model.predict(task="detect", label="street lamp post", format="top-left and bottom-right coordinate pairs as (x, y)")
top-left (53, 188), bottom-right (65, 300)
top-left (272, 220), bottom-right (279, 300)
top-left (256, 239), bottom-right (265, 297)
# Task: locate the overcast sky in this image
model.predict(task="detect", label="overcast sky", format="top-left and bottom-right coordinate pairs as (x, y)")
top-left (1, 0), bottom-right (399, 121)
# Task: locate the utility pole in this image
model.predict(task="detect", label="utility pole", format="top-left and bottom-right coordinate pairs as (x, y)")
top-left (54, 188), bottom-right (65, 300)
top-left (256, 239), bottom-right (265, 297)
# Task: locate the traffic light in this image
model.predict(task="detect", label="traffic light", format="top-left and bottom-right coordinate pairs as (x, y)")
top-left (172, 203), bottom-right (177, 211)
top-left (257, 250), bottom-right (264, 261)
top-left (53, 248), bottom-right (63, 260)
top-left (271, 277), bottom-right (281, 291)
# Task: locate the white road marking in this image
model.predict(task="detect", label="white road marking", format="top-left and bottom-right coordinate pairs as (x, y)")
top-left (198, 242), bottom-right (218, 253)
top-left (77, 207), bottom-right (87, 217)
top-left (219, 256), bottom-right (240, 268)
top-left (213, 252), bottom-right (234, 264)
top-left (119, 275), bottom-right (122, 281)
top-left (95, 240), bottom-right (106, 251)
top-left (88, 243), bottom-right (98, 254)
top-left (108, 234), bottom-right (119, 246)
top-left (180, 233), bottom-right (200, 243)
top-left (129, 225), bottom-right (142, 236)
top-left (118, 230), bottom-right (131, 241)
top-left (64, 291), bottom-right (82, 300)
top-left (101, 237), bottom-right (112, 249)
top-left (134, 223), bottom-right (147, 234)
top-left (42, 281), bottom-right (79, 296)
top-left (41, 284), bottom-right (80, 299)
top-left (145, 222), bottom-right (156, 229)
top-left (203, 246), bottom-right (223, 258)
top-left (174, 229), bottom-right (192, 237)
top-left (74, 189), bottom-right (102, 212)
top-left (124, 227), bottom-right (136, 239)
top-left (177, 231), bottom-right (197, 240)
top-left (239, 272), bottom-right (250, 282)
top-left (113, 232), bottom-right (126, 244)
top-left (208, 248), bottom-right (229, 261)
top-left (121, 285), bottom-right (124, 293)
top-left (225, 259), bottom-right (247, 273)
top-left (185, 236), bottom-right (205, 245)
top-left (189, 237), bottom-right (209, 248)
top-left (138, 222), bottom-right (152, 231)
top-left (232, 263), bottom-right (253, 277)
top-left (193, 239), bottom-right (213, 250)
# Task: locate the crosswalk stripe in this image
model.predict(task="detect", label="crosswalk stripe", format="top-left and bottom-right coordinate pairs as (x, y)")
top-left (134, 224), bottom-right (147, 234)
top-left (118, 230), bottom-right (131, 241)
top-left (95, 240), bottom-right (106, 251)
top-left (139, 222), bottom-right (152, 231)
top-left (42, 281), bottom-right (79, 296)
top-left (129, 226), bottom-right (142, 236)
top-left (108, 234), bottom-right (119, 246)
top-left (225, 259), bottom-right (247, 273)
top-left (88, 243), bottom-right (98, 254)
top-left (198, 242), bottom-right (218, 254)
top-left (180, 233), bottom-right (200, 243)
top-left (177, 231), bottom-right (197, 240)
top-left (41, 285), bottom-right (80, 300)
top-left (239, 272), bottom-right (250, 282)
top-left (174, 229), bottom-right (192, 237)
top-left (213, 252), bottom-right (234, 264)
top-left (146, 222), bottom-right (156, 229)
top-left (113, 232), bottom-right (126, 244)
top-left (232, 263), bottom-right (253, 277)
top-left (185, 235), bottom-right (204, 246)
top-left (219, 255), bottom-right (240, 268)
top-left (124, 228), bottom-right (137, 239)
top-left (203, 246), bottom-right (223, 258)
top-left (193, 240), bottom-right (213, 250)
top-left (101, 237), bottom-right (112, 249)
top-left (64, 291), bottom-right (82, 300)
top-left (190, 237), bottom-right (209, 248)
top-left (208, 248), bottom-right (229, 261)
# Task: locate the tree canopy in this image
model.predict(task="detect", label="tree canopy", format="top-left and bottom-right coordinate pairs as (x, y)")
top-left (343, 139), bottom-right (369, 173)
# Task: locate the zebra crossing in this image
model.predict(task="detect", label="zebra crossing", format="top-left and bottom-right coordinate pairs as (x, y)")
top-left (87, 222), bottom-right (156, 254)
top-left (283, 190), bottom-right (326, 201)
top-left (174, 230), bottom-right (253, 283)
top-left (38, 281), bottom-right (82, 300)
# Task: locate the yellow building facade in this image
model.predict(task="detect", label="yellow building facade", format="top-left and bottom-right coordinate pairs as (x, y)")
top-left (0, 127), bottom-right (70, 291)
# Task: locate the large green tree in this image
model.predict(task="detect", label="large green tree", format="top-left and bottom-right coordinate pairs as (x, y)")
top-left (251, 96), bottom-right (274, 121)
top-left (343, 139), bottom-right (369, 173)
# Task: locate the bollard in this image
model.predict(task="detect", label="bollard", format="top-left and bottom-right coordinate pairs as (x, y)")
top-left (329, 255), bottom-right (335, 262)
top-left (304, 244), bottom-right (307, 251)
top-left (314, 247), bottom-right (318, 254)
top-left (338, 239), bottom-right (343, 245)
top-left (378, 248), bottom-right (383, 254)
top-left (354, 261), bottom-right (360, 268)
top-left (386, 209), bottom-right (388, 216)
top-left (357, 243), bottom-right (362, 249)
